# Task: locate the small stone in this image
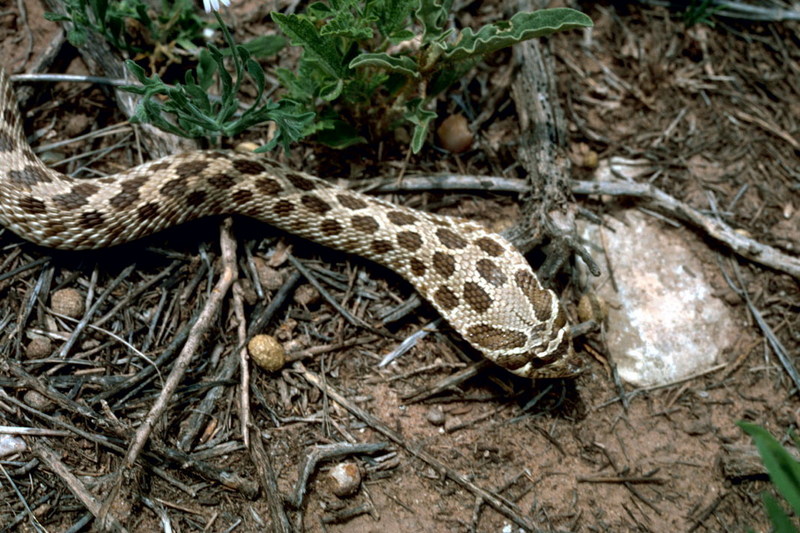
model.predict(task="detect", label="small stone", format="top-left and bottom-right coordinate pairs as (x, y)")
top-left (25, 337), bottom-right (52, 359)
top-left (248, 335), bottom-right (286, 372)
top-left (238, 279), bottom-right (258, 306)
top-left (235, 141), bottom-right (260, 153)
top-left (582, 150), bottom-right (599, 169)
top-left (328, 462), bottom-right (361, 498)
top-left (23, 390), bottom-right (54, 412)
top-left (293, 284), bottom-right (320, 307)
top-left (437, 114), bottom-right (473, 153)
top-left (426, 406), bottom-right (446, 426)
top-left (51, 288), bottom-right (84, 318)
top-left (253, 257), bottom-right (285, 291)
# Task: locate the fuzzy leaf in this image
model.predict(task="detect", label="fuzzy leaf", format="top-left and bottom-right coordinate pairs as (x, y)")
top-left (444, 8), bottom-right (592, 62)
top-left (272, 12), bottom-right (347, 78)
top-left (242, 35), bottom-right (286, 58)
top-left (405, 99), bottom-right (436, 154)
top-left (415, 0), bottom-right (452, 44)
top-left (349, 53), bottom-right (419, 78)
top-left (368, 0), bottom-right (417, 41)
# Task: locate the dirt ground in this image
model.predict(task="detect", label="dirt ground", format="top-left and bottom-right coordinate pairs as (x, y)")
top-left (0, 0), bottom-right (798, 531)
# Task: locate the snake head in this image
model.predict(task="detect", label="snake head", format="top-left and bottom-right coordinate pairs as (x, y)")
top-left (502, 323), bottom-right (583, 379)
top-left (511, 341), bottom-right (583, 379)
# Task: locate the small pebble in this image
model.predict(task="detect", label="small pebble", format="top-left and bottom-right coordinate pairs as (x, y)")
top-left (293, 284), bottom-right (320, 307)
top-left (253, 257), bottom-right (285, 291)
top-left (51, 288), bottom-right (84, 318)
top-left (437, 114), bottom-right (473, 153)
top-left (25, 337), bottom-right (52, 359)
top-left (426, 406), bottom-right (446, 426)
top-left (328, 462), bottom-right (361, 498)
top-left (248, 335), bottom-right (286, 372)
top-left (23, 390), bottom-right (54, 412)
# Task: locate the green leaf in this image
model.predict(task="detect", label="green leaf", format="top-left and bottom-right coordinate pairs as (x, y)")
top-left (444, 8), bottom-right (592, 62)
top-left (260, 100), bottom-right (317, 152)
top-left (67, 27), bottom-right (88, 47)
top-left (321, 10), bottom-right (375, 40)
top-left (44, 12), bottom-right (72, 22)
top-left (319, 79), bottom-right (344, 101)
top-left (349, 53), bottom-right (419, 78)
top-left (241, 35), bottom-right (286, 58)
top-left (313, 119), bottom-right (366, 148)
top-left (761, 493), bottom-right (797, 533)
top-left (415, 0), bottom-right (452, 44)
top-left (272, 12), bottom-right (347, 78)
top-left (368, 0), bottom-right (417, 41)
top-left (739, 422), bottom-right (800, 518)
top-left (404, 99), bottom-right (436, 154)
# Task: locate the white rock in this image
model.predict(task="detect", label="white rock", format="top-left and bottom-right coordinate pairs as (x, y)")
top-left (579, 209), bottom-right (737, 387)
top-left (0, 434), bottom-right (26, 458)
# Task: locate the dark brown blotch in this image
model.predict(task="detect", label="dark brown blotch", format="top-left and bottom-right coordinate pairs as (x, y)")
top-left (514, 270), bottom-right (552, 322)
top-left (232, 159), bottom-right (266, 175)
top-left (137, 202), bottom-right (160, 221)
top-left (159, 177), bottom-right (188, 197)
top-left (476, 258), bottom-right (507, 287)
top-left (436, 228), bottom-right (467, 249)
top-left (9, 165), bottom-right (52, 186)
top-left (0, 129), bottom-right (15, 152)
top-left (2, 108), bottom-right (17, 129)
top-left (396, 230), bottom-right (423, 251)
top-left (371, 239), bottom-right (393, 255)
top-left (286, 172), bottom-right (317, 191)
top-left (409, 257), bottom-right (426, 277)
top-left (79, 210), bottom-right (105, 229)
top-left (186, 190), bottom-right (208, 207)
top-left (208, 173), bottom-right (236, 189)
top-left (149, 161), bottom-right (172, 173)
top-left (18, 196), bottom-right (46, 215)
top-left (463, 281), bottom-right (492, 314)
top-left (474, 236), bottom-right (504, 257)
top-left (174, 160), bottom-right (210, 178)
top-left (337, 193), bottom-right (368, 210)
top-left (433, 286), bottom-right (459, 311)
top-left (273, 199), bottom-right (295, 217)
top-left (300, 195), bottom-right (332, 215)
top-left (22, 148), bottom-right (38, 162)
top-left (387, 210), bottom-right (417, 226)
top-left (255, 177), bottom-right (282, 195)
top-left (320, 219), bottom-right (342, 236)
top-left (52, 183), bottom-right (100, 210)
top-left (109, 176), bottom-right (148, 210)
top-left (351, 215), bottom-right (379, 234)
top-left (466, 324), bottom-right (527, 351)
top-left (232, 189), bottom-right (254, 205)
top-left (432, 251), bottom-right (456, 278)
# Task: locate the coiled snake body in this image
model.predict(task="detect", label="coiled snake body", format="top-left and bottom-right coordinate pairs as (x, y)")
top-left (0, 69), bottom-right (579, 378)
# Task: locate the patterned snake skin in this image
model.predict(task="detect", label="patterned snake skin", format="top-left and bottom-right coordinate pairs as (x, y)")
top-left (0, 69), bottom-right (580, 378)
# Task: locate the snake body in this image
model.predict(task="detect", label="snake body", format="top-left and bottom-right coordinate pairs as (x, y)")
top-left (0, 69), bottom-right (579, 378)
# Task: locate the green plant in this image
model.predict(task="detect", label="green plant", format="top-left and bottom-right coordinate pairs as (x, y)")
top-left (271, 0), bottom-right (592, 152)
top-left (46, 0), bottom-right (208, 56)
top-left (123, 13), bottom-right (306, 152)
top-left (54, 0), bottom-right (590, 153)
top-left (739, 421), bottom-right (800, 532)
top-left (681, 0), bottom-right (724, 28)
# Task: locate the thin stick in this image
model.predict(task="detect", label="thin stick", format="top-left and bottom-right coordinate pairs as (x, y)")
top-left (297, 363), bottom-right (535, 531)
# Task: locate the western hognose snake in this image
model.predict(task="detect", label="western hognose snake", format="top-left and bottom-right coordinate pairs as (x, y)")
top-left (0, 69), bottom-right (579, 378)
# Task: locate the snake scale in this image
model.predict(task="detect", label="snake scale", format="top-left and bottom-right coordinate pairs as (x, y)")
top-left (0, 68), bottom-right (579, 378)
